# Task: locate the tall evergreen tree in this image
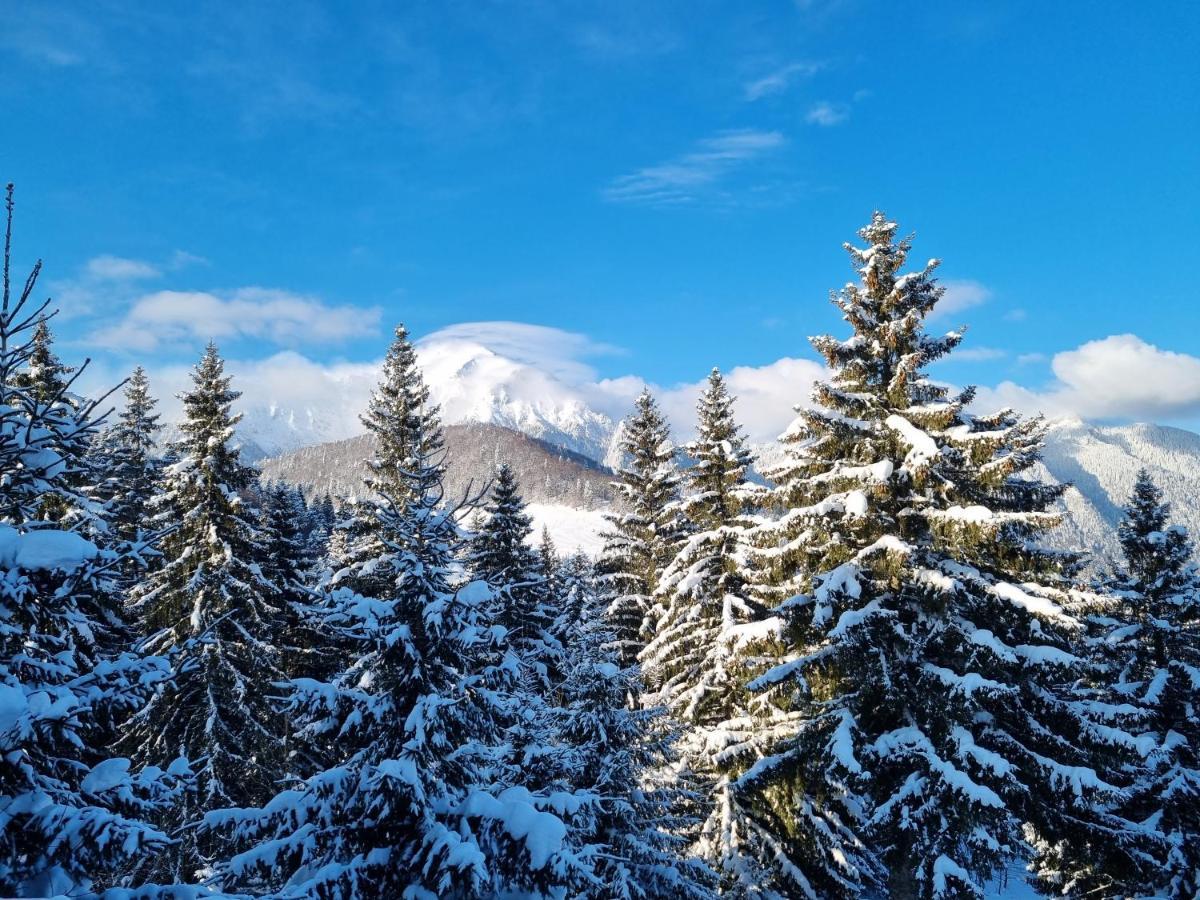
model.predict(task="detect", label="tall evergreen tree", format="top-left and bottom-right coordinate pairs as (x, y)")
top-left (93, 366), bottom-right (162, 545)
top-left (14, 317), bottom-right (74, 403)
top-left (0, 185), bottom-right (183, 896)
top-left (641, 368), bottom-right (776, 893)
top-left (549, 574), bottom-right (717, 900)
top-left (469, 463), bottom-right (560, 686)
top-left (332, 324), bottom-right (444, 596)
top-left (362, 323), bottom-right (444, 503)
top-left (538, 525), bottom-right (561, 595)
top-left (742, 213), bottom-right (1134, 898)
top-left (598, 390), bottom-right (684, 668)
top-left (1046, 471), bottom-right (1200, 898)
top-left (643, 368), bottom-right (760, 718)
top-left (122, 343), bottom-right (288, 883)
top-left (212, 332), bottom-right (581, 898)
top-left (259, 481), bottom-right (313, 607)
top-left (13, 317), bottom-right (96, 526)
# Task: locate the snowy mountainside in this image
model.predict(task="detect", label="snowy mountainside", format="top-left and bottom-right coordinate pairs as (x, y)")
top-left (193, 335), bottom-right (622, 463)
top-left (259, 422), bottom-right (620, 554)
top-left (1032, 418), bottom-right (1200, 567)
top-left (418, 337), bottom-right (617, 463)
top-left (249, 364), bottom-right (1200, 565)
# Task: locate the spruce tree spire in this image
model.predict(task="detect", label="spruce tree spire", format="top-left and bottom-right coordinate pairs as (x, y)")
top-left (362, 323), bottom-right (444, 502)
top-left (641, 368), bottom-right (775, 891)
top-left (95, 365), bottom-right (162, 544)
top-left (332, 324), bottom-right (445, 596)
top-left (1117, 469), bottom-right (1192, 598)
top-left (211, 345), bottom-right (579, 898)
top-left (743, 212), bottom-right (1123, 898)
top-left (122, 342), bottom-right (288, 883)
top-left (15, 317), bottom-right (74, 404)
top-left (642, 367), bottom-right (760, 719)
top-left (469, 463), bottom-right (560, 684)
top-left (598, 389), bottom-right (684, 668)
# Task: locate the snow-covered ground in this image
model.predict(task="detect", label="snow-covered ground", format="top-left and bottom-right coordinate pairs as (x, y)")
top-left (525, 503), bottom-right (610, 557)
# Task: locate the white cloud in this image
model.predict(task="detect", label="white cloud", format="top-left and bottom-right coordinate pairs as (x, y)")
top-left (78, 317), bottom-right (1200, 465)
top-left (744, 61), bottom-right (823, 101)
top-left (51, 250), bottom-right (208, 320)
top-left (168, 250), bottom-right (210, 270)
top-left (975, 334), bottom-right (1200, 422)
top-left (805, 101), bottom-right (849, 126)
top-left (1016, 352), bottom-right (1046, 366)
top-left (954, 346), bottom-right (1006, 362)
top-left (930, 278), bottom-right (992, 320)
top-left (85, 255), bottom-right (161, 281)
top-left (603, 129), bottom-right (785, 206)
top-left (90, 288), bottom-right (382, 352)
top-left (417, 322), bottom-right (621, 383)
top-left (659, 358), bottom-right (825, 445)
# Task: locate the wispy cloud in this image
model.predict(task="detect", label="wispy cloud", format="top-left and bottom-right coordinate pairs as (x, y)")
top-left (603, 129), bottom-right (786, 206)
top-left (418, 321), bottom-right (623, 383)
top-left (744, 61), bottom-right (823, 101)
top-left (930, 279), bottom-right (992, 321)
top-left (3, 5), bottom-right (99, 68)
top-left (805, 100), bottom-right (850, 126)
top-left (89, 287), bottom-right (381, 353)
top-left (50, 251), bottom-right (207, 319)
top-left (955, 346), bottom-right (1007, 362)
top-left (85, 255), bottom-right (161, 281)
top-left (573, 22), bottom-right (680, 60)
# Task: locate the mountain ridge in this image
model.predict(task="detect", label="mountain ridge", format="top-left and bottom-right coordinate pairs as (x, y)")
top-left (259, 415), bottom-right (1200, 568)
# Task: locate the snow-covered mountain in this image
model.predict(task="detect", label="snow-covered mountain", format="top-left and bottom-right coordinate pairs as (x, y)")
top-left (205, 335), bottom-right (619, 463)
top-left (1033, 418), bottom-right (1200, 567)
top-left (172, 327), bottom-right (1200, 566)
top-left (261, 412), bottom-right (1200, 565)
top-left (418, 337), bottom-right (617, 463)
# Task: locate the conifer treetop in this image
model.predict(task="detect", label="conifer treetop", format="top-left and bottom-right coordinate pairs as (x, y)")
top-left (362, 323), bottom-right (444, 500)
top-left (744, 212), bottom-right (1106, 899)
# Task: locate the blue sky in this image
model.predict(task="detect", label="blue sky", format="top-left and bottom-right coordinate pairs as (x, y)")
top-left (3, 1), bottom-right (1199, 430)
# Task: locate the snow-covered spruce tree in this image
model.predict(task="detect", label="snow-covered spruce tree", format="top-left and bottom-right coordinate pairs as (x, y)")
top-left (549, 550), bottom-right (598, 656)
top-left (257, 481), bottom-right (326, 687)
top-left (259, 482), bottom-right (314, 606)
top-left (742, 212), bottom-right (1133, 899)
top-left (331, 324), bottom-right (445, 597)
top-left (640, 367), bottom-right (779, 893)
top-left (14, 316), bottom-right (73, 403)
top-left (211, 350), bottom-right (583, 898)
top-left (598, 389), bottom-right (685, 668)
top-left (550, 577), bottom-right (717, 899)
top-left (0, 185), bottom-right (184, 896)
top-left (469, 463), bottom-right (561, 686)
top-left (121, 342), bottom-right (289, 884)
top-left (13, 316), bottom-right (95, 528)
top-left (1048, 470), bottom-right (1200, 898)
top-left (538, 525), bottom-right (561, 596)
top-left (93, 366), bottom-right (163, 546)
top-left (363, 323), bottom-right (444, 503)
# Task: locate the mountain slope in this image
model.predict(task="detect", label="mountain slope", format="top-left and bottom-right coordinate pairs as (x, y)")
top-left (259, 421), bottom-right (620, 507)
top-left (1033, 418), bottom-right (1200, 567)
top-left (245, 356), bottom-right (1200, 566)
